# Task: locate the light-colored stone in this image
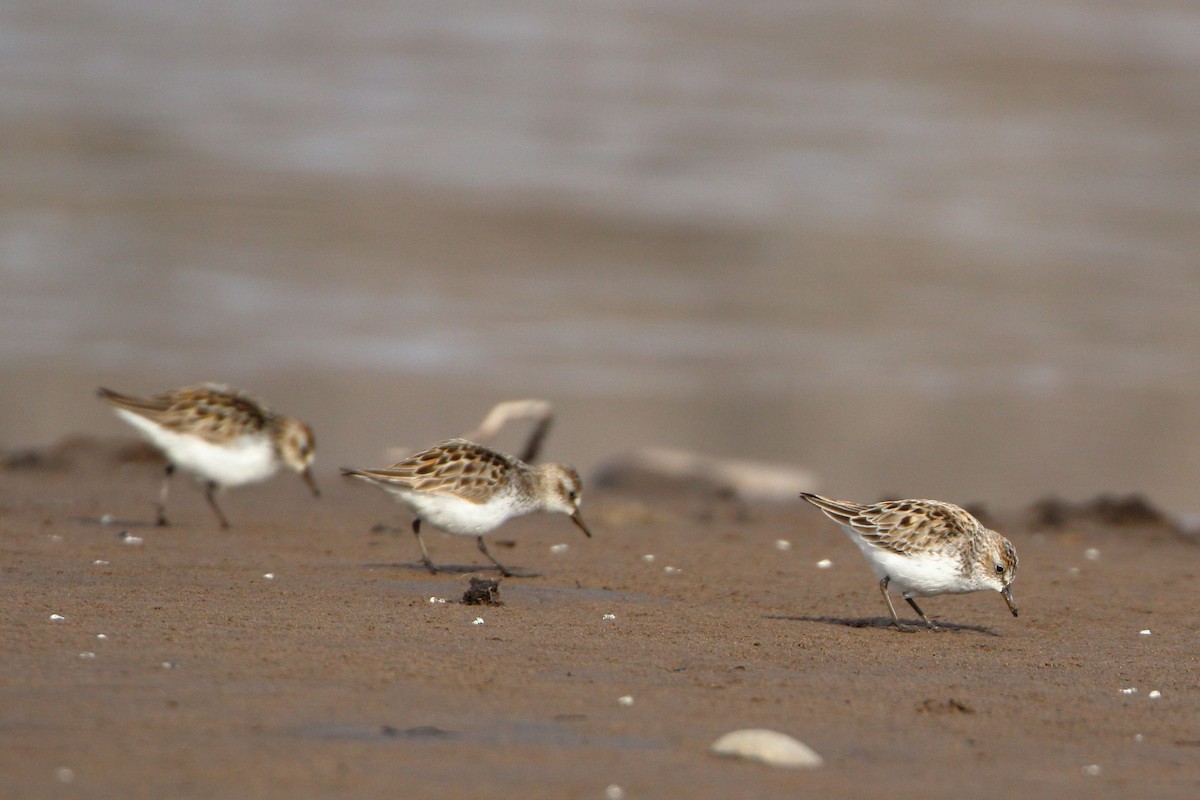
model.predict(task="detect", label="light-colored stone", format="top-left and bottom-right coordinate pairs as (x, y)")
top-left (710, 729), bottom-right (823, 769)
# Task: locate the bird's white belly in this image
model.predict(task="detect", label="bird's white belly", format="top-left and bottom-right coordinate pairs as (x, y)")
top-left (399, 491), bottom-right (520, 536)
top-left (116, 410), bottom-right (279, 487)
top-left (840, 525), bottom-right (965, 597)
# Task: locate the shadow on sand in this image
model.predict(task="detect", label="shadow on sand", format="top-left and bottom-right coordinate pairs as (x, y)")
top-left (767, 614), bottom-right (1001, 636)
top-left (363, 561), bottom-right (539, 577)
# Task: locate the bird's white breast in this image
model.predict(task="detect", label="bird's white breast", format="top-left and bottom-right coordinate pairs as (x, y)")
top-left (116, 409), bottom-right (280, 488)
top-left (388, 488), bottom-right (523, 536)
top-left (839, 524), bottom-right (967, 597)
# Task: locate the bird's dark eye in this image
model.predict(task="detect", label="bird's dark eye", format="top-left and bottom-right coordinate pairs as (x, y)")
top-left (995, 563), bottom-right (1005, 574)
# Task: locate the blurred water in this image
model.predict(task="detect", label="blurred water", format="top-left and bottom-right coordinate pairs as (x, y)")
top-left (3, 1), bottom-right (1200, 512)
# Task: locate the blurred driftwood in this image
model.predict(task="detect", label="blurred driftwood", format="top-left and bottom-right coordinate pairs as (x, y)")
top-left (385, 399), bottom-right (554, 464)
top-left (592, 447), bottom-right (819, 504)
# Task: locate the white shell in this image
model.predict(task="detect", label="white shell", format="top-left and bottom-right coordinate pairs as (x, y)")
top-left (710, 729), bottom-right (823, 769)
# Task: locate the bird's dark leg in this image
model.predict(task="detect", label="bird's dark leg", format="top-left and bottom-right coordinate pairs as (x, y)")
top-left (880, 577), bottom-right (916, 632)
top-left (905, 596), bottom-right (939, 630)
top-left (204, 481), bottom-right (231, 529)
top-left (476, 537), bottom-right (515, 577)
top-left (412, 518), bottom-right (438, 574)
top-left (155, 463), bottom-right (175, 526)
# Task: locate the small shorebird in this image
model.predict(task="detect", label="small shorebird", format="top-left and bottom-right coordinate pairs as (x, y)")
top-left (342, 438), bottom-right (592, 576)
top-left (98, 384), bottom-right (318, 528)
top-left (800, 493), bottom-right (1018, 631)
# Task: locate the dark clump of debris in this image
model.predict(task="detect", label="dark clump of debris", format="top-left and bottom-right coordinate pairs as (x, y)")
top-left (3, 436), bottom-right (161, 471)
top-left (381, 724), bottom-right (457, 739)
top-left (1029, 492), bottom-right (1179, 535)
top-left (917, 698), bottom-right (975, 715)
top-left (1088, 494), bottom-right (1167, 526)
top-left (461, 577), bottom-right (503, 606)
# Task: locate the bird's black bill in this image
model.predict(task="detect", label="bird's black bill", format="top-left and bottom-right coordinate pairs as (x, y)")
top-left (302, 468), bottom-right (321, 498)
top-left (571, 511), bottom-right (593, 538)
top-left (1002, 585), bottom-right (1018, 617)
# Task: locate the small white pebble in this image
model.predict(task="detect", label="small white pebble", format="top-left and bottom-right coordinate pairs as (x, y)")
top-left (663, 566), bottom-right (681, 574)
top-left (428, 597), bottom-right (447, 604)
top-left (618, 695), bottom-right (634, 707)
top-left (602, 614), bottom-right (616, 621)
top-left (100, 514), bottom-right (115, 526)
top-left (816, 559), bottom-right (833, 569)
top-left (49, 614), bottom-right (65, 622)
top-left (549, 543), bottom-right (569, 554)
top-left (1082, 764), bottom-right (1101, 777)
top-left (47, 534), bottom-right (63, 543)
top-left (1148, 690), bottom-right (1162, 699)
top-left (1084, 547), bottom-right (1100, 561)
top-left (78, 652), bottom-right (95, 660)
top-left (605, 785), bottom-right (625, 800)
top-left (263, 573), bottom-right (275, 580)
top-left (96, 634), bottom-right (108, 640)
top-left (641, 554), bottom-right (655, 562)
top-left (775, 539), bottom-right (791, 551)
top-left (92, 560), bottom-right (110, 566)
top-left (161, 661), bottom-right (177, 669)
top-left (1139, 629), bottom-right (1152, 635)
top-left (471, 617), bottom-right (485, 626)
top-left (121, 534), bottom-right (143, 546)
top-left (55, 767), bottom-right (74, 784)
top-left (1121, 688), bottom-right (1137, 695)
top-left (1134, 733), bottom-right (1145, 742)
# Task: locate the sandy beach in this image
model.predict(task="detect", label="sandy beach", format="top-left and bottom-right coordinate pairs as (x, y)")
top-left (2, 439), bottom-right (1197, 799)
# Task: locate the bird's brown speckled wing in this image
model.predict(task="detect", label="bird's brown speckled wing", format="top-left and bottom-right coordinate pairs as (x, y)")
top-left (346, 439), bottom-right (514, 504)
top-left (98, 385), bottom-right (270, 444)
top-left (800, 493), bottom-right (977, 556)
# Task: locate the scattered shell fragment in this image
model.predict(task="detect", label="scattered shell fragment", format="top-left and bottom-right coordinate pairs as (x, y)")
top-left (775, 539), bottom-right (791, 551)
top-left (641, 554), bottom-right (656, 562)
top-left (816, 559), bottom-right (833, 569)
top-left (618, 695), bottom-right (634, 707)
top-left (92, 560), bottom-right (110, 566)
top-left (428, 597), bottom-right (447, 604)
top-left (710, 729), bottom-right (823, 769)
top-left (605, 786), bottom-right (625, 800)
top-left (1139, 629), bottom-right (1151, 635)
top-left (549, 543), bottom-right (569, 554)
top-left (1082, 764), bottom-right (1101, 776)
top-left (602, 614), bottom-right (616, 620)
top-left (263, 573), bottom-right (275, 580)
top-left (161, 661), bottom-right (177, 669)
top-left (120, 533), bottom-right (144, 546)
top-left (1084, 548), bottom-right (1100, 561)
top-left (48, 534), bottom-right (63, 543)
top-left (1134, 734), bottom-right (1145, 742)
top-left (663, 566), bottom-right (681, 574)
top-left (49, 614), bottom-right (64, 622)
top-left (471, 617), bottom-right (485, 626)
top-left (1149, 690), bottom-right (1162, 699)
top-left (78, 652), bottom-right (95, 660)
top-left (96, 634), bottom-right (108, 640)
top-left (1121, 688), bottom-right (1137, 695)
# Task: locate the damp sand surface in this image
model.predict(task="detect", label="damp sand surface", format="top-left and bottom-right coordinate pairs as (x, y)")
top-left (2, 442), bottom-right (1199, 798)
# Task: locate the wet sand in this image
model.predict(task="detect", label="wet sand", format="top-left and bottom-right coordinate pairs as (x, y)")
top-left (3, 441), bottom-right (1199, 799)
